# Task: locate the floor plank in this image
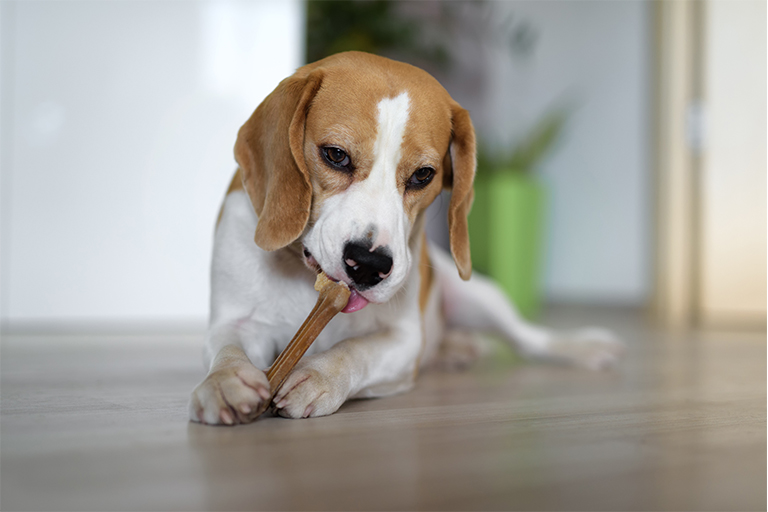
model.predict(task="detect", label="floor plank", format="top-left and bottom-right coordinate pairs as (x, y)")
top-left (1, 307), bottom-right (765, 511)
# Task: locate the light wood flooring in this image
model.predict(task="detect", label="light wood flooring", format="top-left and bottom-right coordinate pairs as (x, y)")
top-left (1, 306), bottom-right (765, 511)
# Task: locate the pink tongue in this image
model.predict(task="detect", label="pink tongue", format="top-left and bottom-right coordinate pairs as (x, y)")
top-left (342, 288), bottom-right (369, 313)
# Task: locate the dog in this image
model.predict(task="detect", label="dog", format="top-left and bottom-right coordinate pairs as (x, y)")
top-left (189, 52), bottom-right (622, 425)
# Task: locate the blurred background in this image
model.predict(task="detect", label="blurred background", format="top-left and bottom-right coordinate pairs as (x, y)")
top-left (0, 0), bottom-right (764, 333)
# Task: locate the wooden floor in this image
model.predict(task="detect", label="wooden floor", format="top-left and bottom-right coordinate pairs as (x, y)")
top-left (1, 306), bottom-right (765, 511)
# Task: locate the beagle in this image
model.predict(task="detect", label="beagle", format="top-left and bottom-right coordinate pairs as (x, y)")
top-left (189, 52), bottom-right (622, 425)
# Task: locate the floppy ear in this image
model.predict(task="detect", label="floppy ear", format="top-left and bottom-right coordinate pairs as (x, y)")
top-left (234, 70), bottom-right (324, 251)
top-left (444, 102), bottom-right (476, 280)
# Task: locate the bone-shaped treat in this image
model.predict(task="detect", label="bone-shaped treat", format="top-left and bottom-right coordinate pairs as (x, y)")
top-left (252, 273), bottom-right (350, 418)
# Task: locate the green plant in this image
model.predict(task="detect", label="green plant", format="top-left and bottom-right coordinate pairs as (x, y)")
top-left (477, 107), bottom-right (571, 175)
top-left (305, 1), bottom-right (450, 69)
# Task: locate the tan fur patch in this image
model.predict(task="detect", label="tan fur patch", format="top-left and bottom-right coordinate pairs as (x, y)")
top-left (227, 167), bottom-right (245, 194)
top-left (444, 105), bottom-right (476, 280)
top-left (235, 70), bottom-right (323, 251)
top-left (418, 232), bottom-right (434, 314)
top-left (216, 168), bottom-right (244, 229)
top-left (413, 231), bottom-right (435, 380)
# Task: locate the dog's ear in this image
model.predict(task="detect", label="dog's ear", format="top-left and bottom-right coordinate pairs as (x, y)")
top-left (443, 102), bottom-right (476, 281)
top-left (234, 70), bottom-right (324, 251)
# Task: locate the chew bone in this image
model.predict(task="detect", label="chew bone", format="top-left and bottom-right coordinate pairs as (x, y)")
top-left (252, 273), bottom-right (351, 418)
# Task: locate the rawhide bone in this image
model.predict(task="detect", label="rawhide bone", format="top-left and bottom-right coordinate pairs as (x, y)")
top-left (253, 273), bottom-right (350, 418)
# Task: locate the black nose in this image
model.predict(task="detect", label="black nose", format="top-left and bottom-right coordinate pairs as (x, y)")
top-left (343, 242), bottom-right (393, 289)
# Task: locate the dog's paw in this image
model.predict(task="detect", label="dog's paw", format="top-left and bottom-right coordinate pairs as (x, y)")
top-left (547, 327), bottom-right (625, 370)
top-left (430, 329), bottom-right (488, 371)
top-left (189, 363), bottom-right (271, 425)
top-left (272, 365), bottom-right (347, 419)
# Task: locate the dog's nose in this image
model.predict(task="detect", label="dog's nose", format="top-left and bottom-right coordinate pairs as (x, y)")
top-left (343, 242), bottom-right (393, 289)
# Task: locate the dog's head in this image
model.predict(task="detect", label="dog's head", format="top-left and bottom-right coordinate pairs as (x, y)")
top-left (235, 52), bottom-right (475, 311)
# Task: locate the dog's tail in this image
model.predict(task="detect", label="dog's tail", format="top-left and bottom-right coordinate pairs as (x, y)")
top-left (429, 244), bottom-right (623, 370)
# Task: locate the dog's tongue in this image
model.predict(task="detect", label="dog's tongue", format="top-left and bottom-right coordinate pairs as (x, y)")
top-left (342, 288), bottom-right (369, 313)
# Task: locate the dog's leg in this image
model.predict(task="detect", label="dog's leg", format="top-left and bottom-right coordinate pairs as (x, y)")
top-left (431, 246), bottom-right (624, 370)
top-left (428, 329), bottom-right (489, 371)
top-left (272, 327), bottom-right (420, 418)
top-left (189, 341), bottom-right (271, 425)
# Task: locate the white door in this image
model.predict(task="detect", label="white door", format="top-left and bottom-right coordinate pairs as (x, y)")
top-left (699, 0), bottom-right (766, 327)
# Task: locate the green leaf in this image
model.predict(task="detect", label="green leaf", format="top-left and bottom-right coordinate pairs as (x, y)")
top-left (478, 106), bottom-right (572, 175)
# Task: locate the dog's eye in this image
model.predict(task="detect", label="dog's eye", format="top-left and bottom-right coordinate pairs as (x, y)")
top-left (322, 147), bottom-right (351, 169)
top-left (408, 167), bottom-right (435, 189)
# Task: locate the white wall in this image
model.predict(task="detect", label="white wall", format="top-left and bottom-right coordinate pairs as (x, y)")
top-left (491, 1), bottom-right (652, 305)
top-left (429, 1), bottom-right (652, 305)
top-left (0, 0), bottom-right (304, 326)
top-left (699, 0), bottom-right (766, 324)
top-left (1, 0), bottom-right (652, 326)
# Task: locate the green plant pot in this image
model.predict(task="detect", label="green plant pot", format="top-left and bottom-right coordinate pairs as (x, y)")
top-left (468, 172), bottom-right (547, 319)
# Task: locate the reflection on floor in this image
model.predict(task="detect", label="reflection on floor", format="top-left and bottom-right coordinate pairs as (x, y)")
top-left (1, 306), bottom-right (765, 511)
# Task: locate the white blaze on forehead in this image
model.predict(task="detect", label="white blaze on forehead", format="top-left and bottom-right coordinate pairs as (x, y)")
top-left (370, 92), bottom-right (411, 189)
top-left (360, 92), bottom-right (411, 250)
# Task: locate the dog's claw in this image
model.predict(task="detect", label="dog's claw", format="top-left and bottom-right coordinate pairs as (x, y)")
top-left (220, 410), bottom-right (234, 425)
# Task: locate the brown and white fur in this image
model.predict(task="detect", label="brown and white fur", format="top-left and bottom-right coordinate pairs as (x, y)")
top-left (189, 52), bottom-right (622, 425)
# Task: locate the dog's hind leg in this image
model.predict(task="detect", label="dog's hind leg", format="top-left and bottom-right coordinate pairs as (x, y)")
top-left (430, 246), bottom-right (624, 370)
top-left (427, 329), bottom-right (489, 371)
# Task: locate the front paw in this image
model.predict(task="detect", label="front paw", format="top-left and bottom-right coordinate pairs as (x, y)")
top-left (189, 363), bottom-right (271, 425)
top-left (272, 366), bottom-right (347, 419)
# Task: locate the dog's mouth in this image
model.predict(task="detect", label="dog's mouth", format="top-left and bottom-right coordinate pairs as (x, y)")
top-left (302, 246), bottom-right (370, 313)
top-left (340, 288), bottom-right (370, 313)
